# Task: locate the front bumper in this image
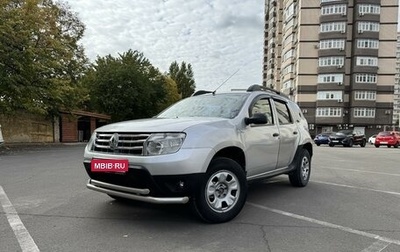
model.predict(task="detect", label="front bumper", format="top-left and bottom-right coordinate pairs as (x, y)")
top-left (329, 138), bottom-right (346, 145)
top-left (87, 179), bottom-right (189, 204)
top-left (84, 162), bottom-right (205, 203)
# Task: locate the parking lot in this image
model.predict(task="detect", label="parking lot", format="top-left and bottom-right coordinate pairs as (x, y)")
top-left (0, 144), bottom-right (399, 252)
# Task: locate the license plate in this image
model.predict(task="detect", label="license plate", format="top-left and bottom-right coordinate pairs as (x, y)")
top-left (91, 159), bottom-right (129, 173)
top-left (380, 142), bottom-right (388, 144)
top-left (332, 140), bottom-right (339, 143)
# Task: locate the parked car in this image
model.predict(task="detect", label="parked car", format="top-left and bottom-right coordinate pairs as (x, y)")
top-left (328, 129), bottom-right (366, 147)
top-left (374, 131), bottom-right (400, 148)
top-left (368, 134), bottom-right (377, 145)
top-left (314, 132), bottom-right (335, 146)
top-left (0, 124), bottom-right (4, 146)
top-left (83, 85), bottom-right (313, 223)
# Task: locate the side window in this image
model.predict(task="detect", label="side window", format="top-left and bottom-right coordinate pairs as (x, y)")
top-left (250, 98), bottom-right (273, 125)
top-left (274, 100), bottom-right (293, 124)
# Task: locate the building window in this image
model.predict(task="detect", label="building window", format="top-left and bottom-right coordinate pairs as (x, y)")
top-left (318, 74), bottom-right (344, 83)
top-left (320, 22), bottom-right (346, 33)
top-left (358, 22), bottom-right (379, 32)
top-left (283, 80), bottom-right (293, 89)
top-left (356, 57), bottom-right (378, 66)
top-left (283, 49), bottom-right (294, 62)
top-left (321, 4), bottom-right (346, 15)
top-left (358, 4), bottom-right (380, 15)
top-left (319, 57), bottom-right (344, 67)
top-left (316, 107), bottom-right (342, 117)
top-left (354, 108), bottom-right (375, 118)
top-left (354, 91), bottom-right (376, 100)
top-left (284, 3), bottom-right (295, 22)
top-left (355, 74), bottom-right (377, 83)
top-left (317, 91), bottom-right (342, 100)
top-left (282, 64), bottom-right (293, 75)
top-left (357, 39), bottom-right (379, 49)
top-left (320, 39), bottom-right (345, 50)
top-left (283, 34), bottom-right (294, 46)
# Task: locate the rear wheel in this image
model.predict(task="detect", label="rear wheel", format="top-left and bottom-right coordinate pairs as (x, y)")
top-left (192, 157), bottom-right (247, 223)
top-left (375, 144), bottom-right (380, 148)
top-left (289, 149), bottom-right (311, 187)
top-left (394, 142), bottom-right (399, 148)
top-left (329, 143), bottom-right (334, 147)
top-left (387, 145), bottom-right (391, 148)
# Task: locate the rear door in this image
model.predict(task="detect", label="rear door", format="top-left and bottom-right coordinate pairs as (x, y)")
top-left (272, 99), bottom-right (299, 168)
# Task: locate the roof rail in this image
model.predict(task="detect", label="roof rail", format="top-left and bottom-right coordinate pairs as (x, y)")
top-left (192, 90), bottom-right (214, 96)
top-left (247, 85), bottom-right (288, 98)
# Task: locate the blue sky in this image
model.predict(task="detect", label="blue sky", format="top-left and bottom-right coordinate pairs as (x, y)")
top-left (66, 0), bottom-right (264, 92)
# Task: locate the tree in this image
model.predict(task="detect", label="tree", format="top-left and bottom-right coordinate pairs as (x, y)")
top-left (168, 61), bottom-right (196, 98)
top-left (83, 50), bottom-right (178, 122)
top-left (0, 0), bottom-right (88, 116)
top-left (157, 76), bottom-right (180, 112)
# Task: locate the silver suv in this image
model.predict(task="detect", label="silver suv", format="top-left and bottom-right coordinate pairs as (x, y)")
top-left (83, 85), bottom-right (313, 223)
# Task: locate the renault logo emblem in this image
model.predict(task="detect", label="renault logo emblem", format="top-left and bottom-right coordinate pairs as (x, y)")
top-left (109, 133), bottom-right (119, 150)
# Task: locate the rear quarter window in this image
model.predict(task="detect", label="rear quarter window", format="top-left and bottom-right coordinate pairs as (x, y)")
top-left (273, 100), bottom-right (293, 125)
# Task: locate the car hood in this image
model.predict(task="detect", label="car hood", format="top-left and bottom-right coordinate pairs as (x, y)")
top-left (95, 117), bottom-right (230, 132)
top-left (330, 133), bottom-right (350, 139)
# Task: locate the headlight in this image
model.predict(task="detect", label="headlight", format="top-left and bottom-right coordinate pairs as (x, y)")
top-left (144, 133), bottom-right (186, 156)
top-left (87, 132), bottom-right (96, 151)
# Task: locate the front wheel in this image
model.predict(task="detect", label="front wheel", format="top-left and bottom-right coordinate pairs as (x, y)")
top-left (347, 139), bottom-right (353, 147)
top-left (289, 149), bottom-right (311, 187)
top-left (360, 139), bottom-right (366, 147)
top-left (394, 142), bottom-right (399, 148)
top-left (192, 157), bottom-right (247, 223)
top-left (329, 143), bottom-right (334, 147)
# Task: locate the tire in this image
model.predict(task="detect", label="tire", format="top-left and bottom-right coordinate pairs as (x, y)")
top-left (289, 149), bottom-right (311, 187)
top-left (348, 139), bottom-right (353, 147)
top-left (375, 144), bottom-right (380, 148)
top-left (394, 142), bottom-right (399, 148)
top-left (329, 143), bottom-right (334, 147)
top-left (192, 157), bottom-right (247, 223)
top-left (387, 145), bottom-right (391, 148)
top-left (316, 143), bottom-right (320, 146)
top-left (360, 139), bottom-right (366, 147)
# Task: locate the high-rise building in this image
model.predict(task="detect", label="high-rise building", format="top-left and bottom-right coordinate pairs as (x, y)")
top-left (395, 32), bottom-right (400, 128)
top-left (263, 0), bottom-right (399, 137)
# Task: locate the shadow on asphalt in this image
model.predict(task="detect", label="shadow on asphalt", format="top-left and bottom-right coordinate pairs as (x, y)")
top-left (0, 142), bottom-right (86, 155)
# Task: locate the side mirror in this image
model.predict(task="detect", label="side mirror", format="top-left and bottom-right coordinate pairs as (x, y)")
top-left (245, 113), bottom-right (268, 125)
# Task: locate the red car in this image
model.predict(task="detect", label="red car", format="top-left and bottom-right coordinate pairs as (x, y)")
top-left (374, 131), bottom-right (400, 148)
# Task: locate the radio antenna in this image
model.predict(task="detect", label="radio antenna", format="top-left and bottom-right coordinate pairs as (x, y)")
top-left (212, 68), bottom-right (241, 94)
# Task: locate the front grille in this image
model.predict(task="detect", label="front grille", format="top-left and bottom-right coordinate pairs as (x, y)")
top-left (94, 132), bottom-right (150, 155)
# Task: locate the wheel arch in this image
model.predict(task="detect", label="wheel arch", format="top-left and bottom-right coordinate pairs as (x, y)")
top-left (288, 142), bottom-right (313, 172)
top-left (213, 147), bottom-right (246, 172)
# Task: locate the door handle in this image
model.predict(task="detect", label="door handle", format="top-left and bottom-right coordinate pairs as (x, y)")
top-left (273, 133), bottom-right (279, 137)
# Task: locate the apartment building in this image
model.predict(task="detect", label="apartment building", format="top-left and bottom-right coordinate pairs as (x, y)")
top-left (395, 32), bottom-right (400, 127)
top-left (263, 0), bottom-right (398, 137)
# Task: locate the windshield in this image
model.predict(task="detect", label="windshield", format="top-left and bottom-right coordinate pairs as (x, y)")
top-left (337, 130), bottom-right (353, 135)
top-left (157, 93), bottom-right (249, 119)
